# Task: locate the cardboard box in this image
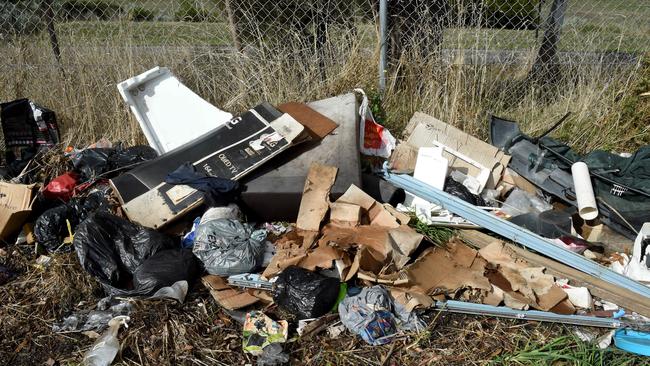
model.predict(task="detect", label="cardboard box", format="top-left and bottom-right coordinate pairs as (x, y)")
top-left (110, 103), bottom-right (304, 229)
top-left (0, 182), bottom-right (35, 240)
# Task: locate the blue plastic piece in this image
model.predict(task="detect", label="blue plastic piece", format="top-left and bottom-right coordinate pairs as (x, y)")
top-left (615, 329), bottom-right (650, 356)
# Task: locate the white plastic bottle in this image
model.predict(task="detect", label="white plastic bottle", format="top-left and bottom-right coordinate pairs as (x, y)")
top-left (83, 316), bottom-right (130, 366)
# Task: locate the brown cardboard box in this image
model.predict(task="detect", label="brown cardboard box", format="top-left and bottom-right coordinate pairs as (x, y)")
top-left (0, 182), bottom-right (35, 240)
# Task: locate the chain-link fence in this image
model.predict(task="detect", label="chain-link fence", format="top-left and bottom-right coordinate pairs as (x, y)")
top-left (1, 1), bottom-right (649, 149)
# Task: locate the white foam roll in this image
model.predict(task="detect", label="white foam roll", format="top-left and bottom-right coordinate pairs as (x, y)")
top-left (571, 162), bottom-right (599, 220)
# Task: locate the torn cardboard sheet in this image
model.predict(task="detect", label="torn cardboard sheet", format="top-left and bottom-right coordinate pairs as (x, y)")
top-left (0, 182), bottom-right (36, 240)
top-left (202, 275), bottom-right (259, 310)
top-left (262, 229), bottom-right (347, 279)
top-left (296, 164), bottom-right (338, 231)
top-left (336, 185), bottom-right (400, 228)
top-left (479, 241), bottom-right (569, 312)
top-left (329, 202), bottom-right (362, 227)
top-left (404, 240), bottom-right (492, 300)
top-left (404, 112), bottom-right (510, 190)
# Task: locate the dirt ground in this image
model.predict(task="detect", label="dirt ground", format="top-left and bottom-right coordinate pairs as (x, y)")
top-left (3, 244), bottom-right (640, 366)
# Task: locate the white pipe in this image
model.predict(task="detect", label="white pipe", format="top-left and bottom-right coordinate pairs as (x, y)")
top-left (571, 162), bottom-right (599, 220)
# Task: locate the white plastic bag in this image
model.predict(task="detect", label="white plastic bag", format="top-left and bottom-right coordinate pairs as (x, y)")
top-left (354, 89), bottom-right (396, 158)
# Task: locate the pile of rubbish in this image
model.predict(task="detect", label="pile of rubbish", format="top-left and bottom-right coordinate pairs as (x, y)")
top-left (2, 66), bottom-right (650, 364)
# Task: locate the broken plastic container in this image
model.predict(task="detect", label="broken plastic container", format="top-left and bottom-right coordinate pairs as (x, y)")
top-left (117, 66), bottom-right (232, 154)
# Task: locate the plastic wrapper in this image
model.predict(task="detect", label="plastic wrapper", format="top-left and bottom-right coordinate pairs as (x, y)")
top-left (272, 266), bottom-right (340, 320)
top-left (500, 188), bottom-right (552, 217)
top-left (338, 286), bottom-right (424, 346)
top-left (43, 172), bottom-right (79, 201)
top-left (53, 302), bottom-right (132, 333)
top-left (74, 212), bottom-right (197, 296)
top-left (192, 219), bottom-right (266, 276)
top-left (243, 311), bottom-right (288, 356)
top-left (34, 191), bottom-right (109, 253)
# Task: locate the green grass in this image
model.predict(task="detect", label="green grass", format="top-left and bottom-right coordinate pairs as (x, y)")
top-left (56, 20), bottom-right (231, 46)
top-left (493, 334), bottom-right (646, 366)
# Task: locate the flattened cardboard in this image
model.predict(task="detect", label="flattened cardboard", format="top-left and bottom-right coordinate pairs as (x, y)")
top-left (405, 241), bottom-right (491, 296)
top-left (296, 164), bottom-right (338, 231)
top-left (202, 275), bottom-right (259, 310)
top-left (0, 182), bottom-right (35, 240)
top-left (404, 112), bottom-right (510, 189)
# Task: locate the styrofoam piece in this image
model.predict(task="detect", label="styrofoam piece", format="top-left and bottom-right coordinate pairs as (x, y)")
top-left (623, 223), bottom-right (650, 283)
top-left (117, 66), bottom-right (233, 154)
top-left (428, 141), bottom-right (490, 194)
top-left (571, 162), bottom-right (599, 220)
top-left (405, 146), bottom-right (448, 212)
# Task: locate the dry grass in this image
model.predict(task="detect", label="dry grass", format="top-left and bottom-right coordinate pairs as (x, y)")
top-left (1, 21), bottom-right (647, 155)
top-left (1, 221), bottom-right (647, 365)
top-left (1, 14), bottom-right (650, 366)
top-left (3, 242), bottom-right (638, 366)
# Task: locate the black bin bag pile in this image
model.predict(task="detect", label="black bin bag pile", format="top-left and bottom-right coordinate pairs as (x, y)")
top-left (73, 212), bottom-right (200, 296)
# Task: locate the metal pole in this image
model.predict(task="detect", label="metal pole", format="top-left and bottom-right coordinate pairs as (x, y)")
top-left (378, 0), bottom-right (387, 93)
top-left (383, 172), bottom-right (650, 302)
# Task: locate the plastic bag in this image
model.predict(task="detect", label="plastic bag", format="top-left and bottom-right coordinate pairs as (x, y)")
top-left (243, 311), bottom-right (288, 356)
top-left (444, 176), bottom-right (486, 206)
top-left (74, 212), bottom-right (195, 296)
top-left (272, 266), bottom-right (340, 320)
top-left (193, 219), bottom-right (266, 276)
top-left (43, 172), bottom-right (79, 201)
top-left (72, 145), bottom-right (157, 181)
top-left (354, 89), bottom-right (395, 158)
top-left (34, 191), bottom-right (109, 253)
top-left (132, 249), bottom-right (200, 296)
top-left (53, 301), bottom-right (132, 333)
top-left (500, 188), bottom-right (552, 216)
top-left (338, 286), bottom-right (424, 346)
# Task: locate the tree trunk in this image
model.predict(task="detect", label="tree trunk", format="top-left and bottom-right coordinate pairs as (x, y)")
top-left (530, 0), bottom-right (568, 83)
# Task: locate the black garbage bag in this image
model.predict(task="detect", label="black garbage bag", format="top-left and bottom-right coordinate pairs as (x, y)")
top-left (74, 212), bottom-right (197, 296)
top-left (72, 145), bottom-right (157, 181)
top-left (34, 191), bottom-right (109, 253)
top-left (444, 176), bottom-right (486, 206)
top-left (272, 266), bottom-right (340, 320)
top-left (132, 249), bottom-right (200, 295)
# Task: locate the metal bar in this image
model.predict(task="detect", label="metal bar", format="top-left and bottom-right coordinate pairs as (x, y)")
top-left (435, 301), bottom-right (631, 329)
top-left (378, 0), bottom-right (388, 93)
top-left (384, 172), bottom-right (650, 300)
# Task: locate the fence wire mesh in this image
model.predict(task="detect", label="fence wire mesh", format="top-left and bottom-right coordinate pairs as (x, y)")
top-left (0, 1), bottom-right (649, 149)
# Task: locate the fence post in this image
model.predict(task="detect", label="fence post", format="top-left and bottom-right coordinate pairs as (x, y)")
top-left (530, 0), bottom-right (568, 83)
top-left (42, 0), bottom-right (62, 65)
top-left (378, 0), bottom-right (388, 93)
